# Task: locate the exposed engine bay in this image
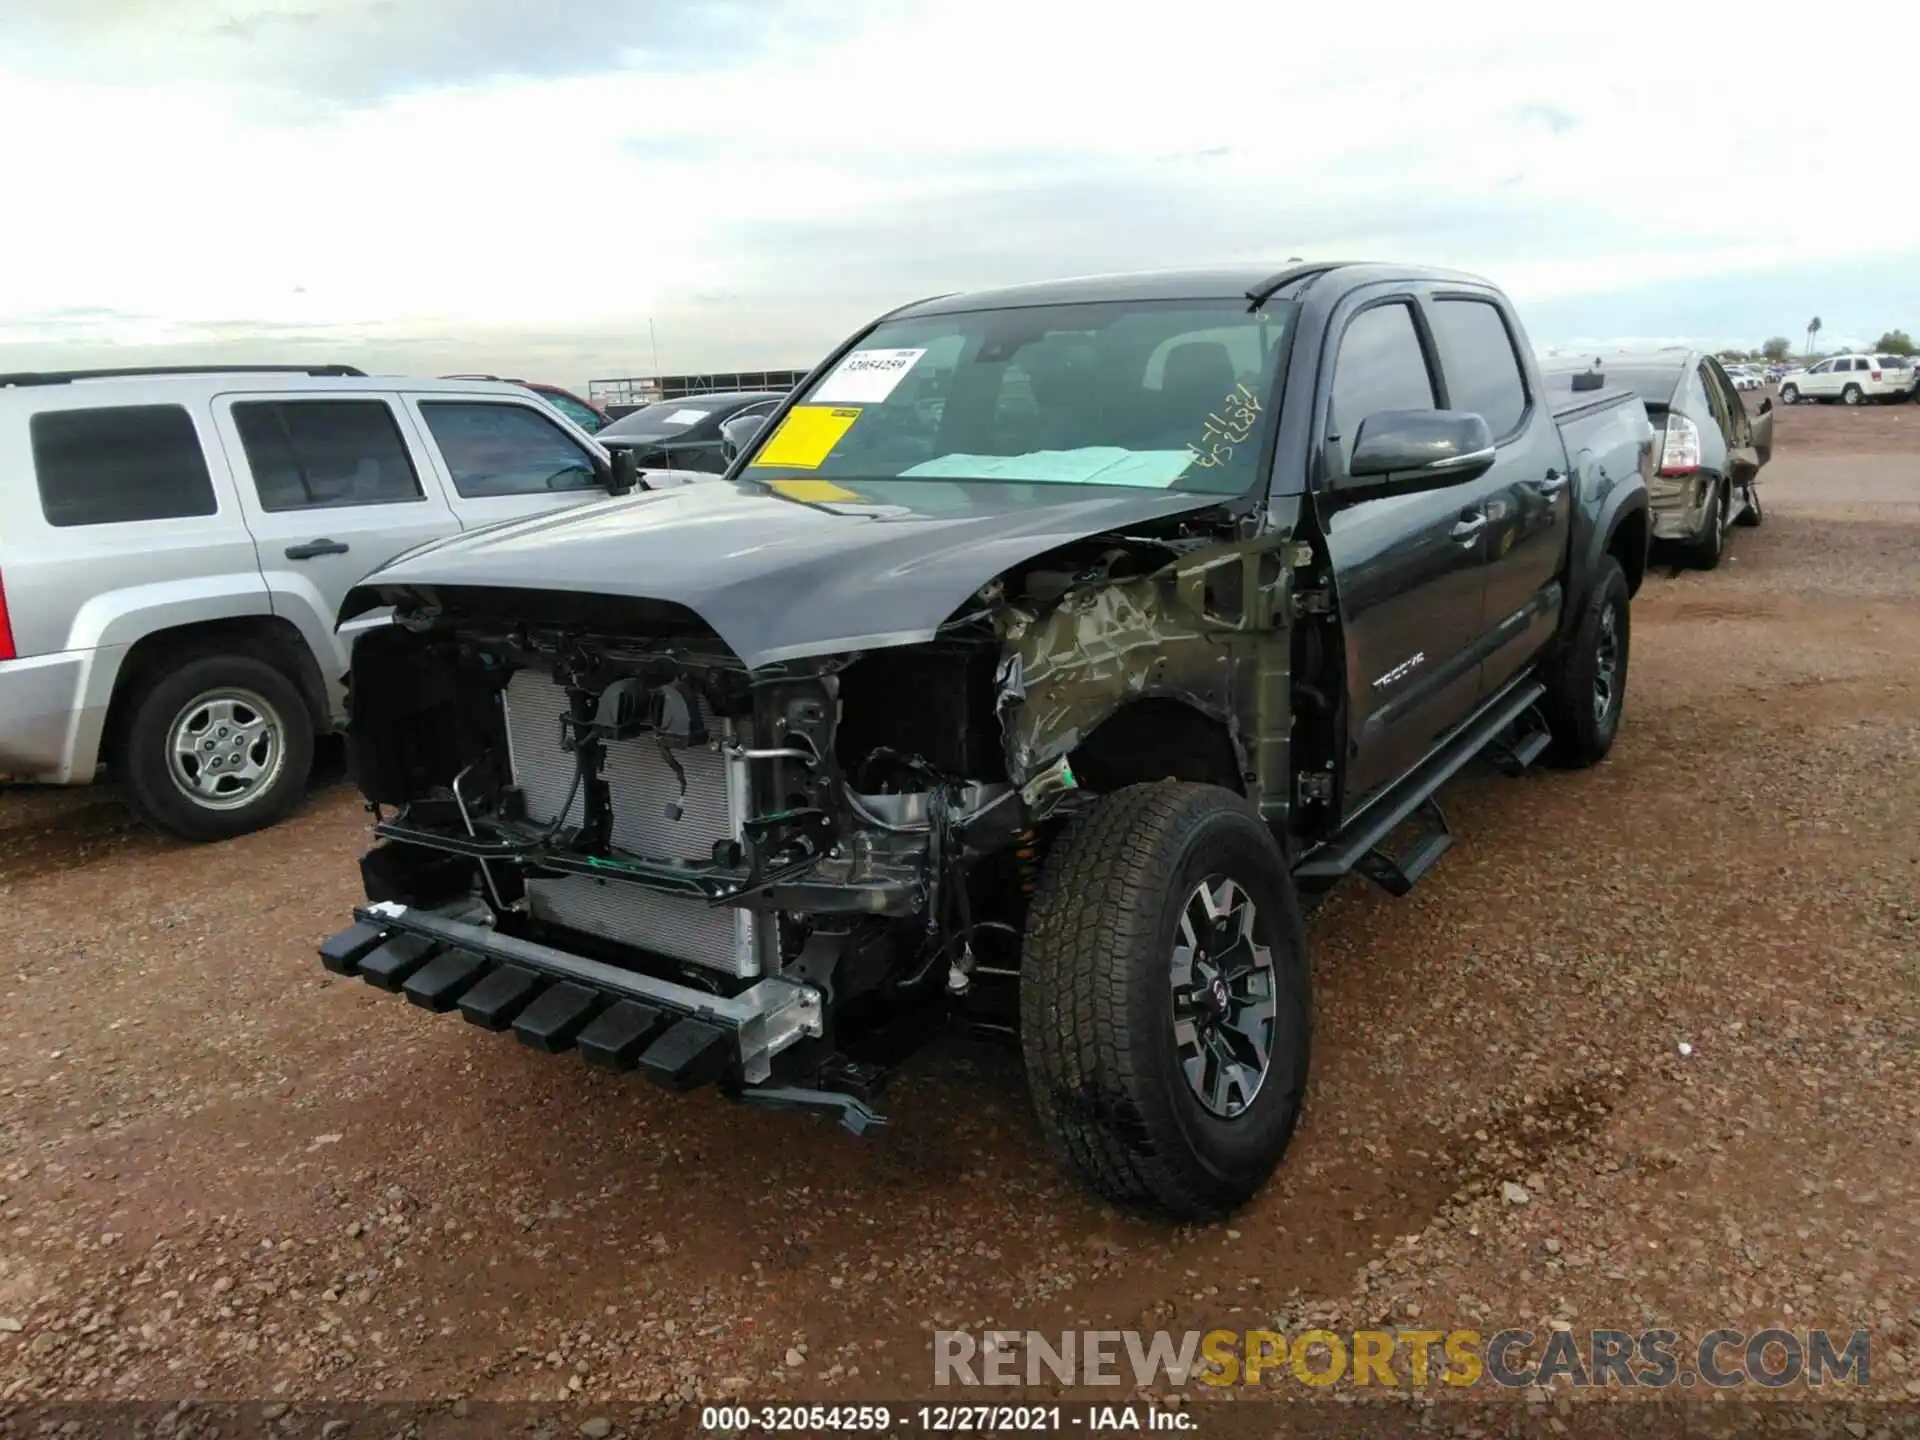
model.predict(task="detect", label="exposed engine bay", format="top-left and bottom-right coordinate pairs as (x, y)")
top-left (335, 509), bottom-right (1301, 1129)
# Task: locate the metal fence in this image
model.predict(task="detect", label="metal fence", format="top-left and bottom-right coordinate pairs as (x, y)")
top-left (587, 370), bottom-right (813, 408)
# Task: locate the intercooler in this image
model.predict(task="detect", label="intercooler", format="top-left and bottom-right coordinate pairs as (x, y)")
top-left (500, 670), bottom-right (763, 978)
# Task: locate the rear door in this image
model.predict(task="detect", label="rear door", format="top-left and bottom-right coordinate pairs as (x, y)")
top-left (1421, 290), bottom-right (1572, 700)
top-left (211, 392), bottom-right (461, 685)
top-left (402, 394), bottom-right (608, 530)
top-left (1317, 293), bottom-right (1488, 811)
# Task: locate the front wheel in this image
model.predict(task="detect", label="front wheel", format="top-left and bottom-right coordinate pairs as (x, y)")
top-left (1020, 782), bottom-right (1311, 1220)
top-left (1541, 556), bottom-right (1630, 769)
top-left (118, 653), bottom-right (315, 842)
top-left (1842, 383), bottom-right (1864, 406)
top-left (1781, 384), bottom-right (1800, 405)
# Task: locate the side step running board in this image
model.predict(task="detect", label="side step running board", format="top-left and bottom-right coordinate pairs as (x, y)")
top-left (1353, 796), bottom-right (1452, 898)
top-left (1485, 702), bottom-right (1552, 776)
top-left (1294, 678), bottom-right (1546, 895)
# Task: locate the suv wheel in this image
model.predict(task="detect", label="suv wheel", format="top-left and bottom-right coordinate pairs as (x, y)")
top-left (1020, 781), bottom-right (1310, 1220)
top-left (1685, 481), bottom-right (1727, 570)
top-left (1780, 383), bottom-right (1800, 405)
top-left (120, 653), bottom-right (315, 842)
top-left (1541, 555), bottom-right (1630, 769)
top-left (1842, 383), bottom-right (1864, 406)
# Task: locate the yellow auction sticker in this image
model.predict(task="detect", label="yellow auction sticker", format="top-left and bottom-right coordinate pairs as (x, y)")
top-left (769, 477), bottom-right (864, 503)
top-left (749, 405), bottom-right (861, 470)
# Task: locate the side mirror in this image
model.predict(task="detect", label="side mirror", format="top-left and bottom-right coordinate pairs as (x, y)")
top-left (720, 412), bottom-right (768, 466)
top-left (1327, 410), bottom-right (1497, 504)
top-left (606, 446), bottom-right (640, 496)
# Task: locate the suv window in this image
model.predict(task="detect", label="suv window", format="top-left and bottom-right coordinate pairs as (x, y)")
top-left (232, 400), bottom-right (424, 512)
top-left (1428, 298), bottom-right (1528, 438)
top-left (538, 391), bottom-right (602, 431)
top-left (30, 405), bottom-right (218, 528)
top-left (419, 402), bottom-right (601, 497)
top-left (1330, 301), bottom-right (1436, 472)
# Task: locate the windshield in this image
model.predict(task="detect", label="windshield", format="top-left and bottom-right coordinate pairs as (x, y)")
top-left (742, 298), bottom-right (1294, 498)
top-left (600, 401), bottom-right (728, 439)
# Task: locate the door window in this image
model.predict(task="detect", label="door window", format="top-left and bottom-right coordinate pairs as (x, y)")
top-left (418, 402), bottom-right (602, 497)
top-left (231, 399), bottom-right (424, 512)
top-left (30, 405), bottom-right (217, 527)
top-left (1428, 298), bottom-right (1529, 439)
top-left (1328, 301), bottom-right (1436, 473)
top-left (539, 391), bottom-right (604, 431)
top-left (1695, 363), bottom-right (1733, 437)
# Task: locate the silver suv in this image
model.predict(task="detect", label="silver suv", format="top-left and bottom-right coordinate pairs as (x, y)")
top-left (0, 364), bottom-right (668, 840)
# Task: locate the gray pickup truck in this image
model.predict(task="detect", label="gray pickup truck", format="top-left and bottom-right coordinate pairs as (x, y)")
top-left (321, 262), bottom-right (1653, 1220)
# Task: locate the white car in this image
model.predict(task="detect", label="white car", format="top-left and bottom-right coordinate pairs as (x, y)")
top-left (0, 365), bottom-right (702, 838)
top-left (1778, 355), bottom-right (1912, 405)
top-left (1726, 366), bottom-right (1764, 392)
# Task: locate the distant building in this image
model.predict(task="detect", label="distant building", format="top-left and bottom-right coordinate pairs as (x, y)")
top-left (588, 369), bottom-right (813, 411)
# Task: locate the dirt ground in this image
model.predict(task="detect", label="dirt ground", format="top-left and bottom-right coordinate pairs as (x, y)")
top-left (0, 390), bottom-right (1914, 1422)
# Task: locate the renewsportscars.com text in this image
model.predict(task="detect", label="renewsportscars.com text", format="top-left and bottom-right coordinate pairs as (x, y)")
top-left (934, 1327), bottom-right (1871, 1390)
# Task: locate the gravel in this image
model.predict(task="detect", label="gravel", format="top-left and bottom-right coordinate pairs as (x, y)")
top-left (0, 397), bottom-right (1912, 1409)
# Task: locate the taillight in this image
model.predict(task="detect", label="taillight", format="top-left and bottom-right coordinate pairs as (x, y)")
top-left (1872, 369), bottom-right (1883, 382)
top-left (0, 571), bottom-right (15, 662)
top-left (1656, 414), bottom-right (1702, 477)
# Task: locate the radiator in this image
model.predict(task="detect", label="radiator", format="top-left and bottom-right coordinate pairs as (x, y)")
top-left (501, 670), bottom-right (762, 978)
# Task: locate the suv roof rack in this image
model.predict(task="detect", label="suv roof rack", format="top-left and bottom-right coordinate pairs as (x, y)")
top-left (0, 364), bottom-right (367, 388)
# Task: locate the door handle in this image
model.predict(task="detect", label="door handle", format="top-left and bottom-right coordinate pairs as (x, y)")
top-left (1536, 470), bottom-right (1569, 499)
top-left (1450, 514), bottom-right (1487, 544)
top-left (285, 539), bottom-right (350, 560)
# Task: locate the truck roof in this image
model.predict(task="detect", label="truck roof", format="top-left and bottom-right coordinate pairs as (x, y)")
top-left (892, 261), bottom-right (1501, 317)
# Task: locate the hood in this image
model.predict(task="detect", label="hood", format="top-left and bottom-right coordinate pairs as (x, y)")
top-left (343, 476), bottom-right (1228, 668)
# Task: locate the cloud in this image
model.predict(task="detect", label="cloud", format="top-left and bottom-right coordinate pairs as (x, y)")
top-left (1, 0), bottom-right (1916, 386)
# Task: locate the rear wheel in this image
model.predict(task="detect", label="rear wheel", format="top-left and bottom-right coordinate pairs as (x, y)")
top-left (119, 653), bottom-right (315, 842)
top-left (1842, 383), bottom-right (1864, 406)
top-left (1541, 556), bottom-right (1630, 769)
top-left (1684, 481), bottom-right (1727, 569)
top-left (1020, 781), bottom-right (1310, 1220)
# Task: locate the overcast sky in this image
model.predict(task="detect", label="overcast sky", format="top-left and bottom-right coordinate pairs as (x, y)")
top-left (2, 1), bottom-right (1915, 389)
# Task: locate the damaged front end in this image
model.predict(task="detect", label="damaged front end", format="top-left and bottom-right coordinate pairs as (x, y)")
top-left (321, 507), bottom-right (1296, 1130)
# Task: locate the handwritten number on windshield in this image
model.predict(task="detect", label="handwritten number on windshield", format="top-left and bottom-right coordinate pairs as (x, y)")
top-left (1186, 383), bottom-right (1264, 469)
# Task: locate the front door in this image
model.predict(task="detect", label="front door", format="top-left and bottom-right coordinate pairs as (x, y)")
top-left (1421, 291), bottom-right (1572, 698)
top-left (1317, 295), bottom-right (1489, 812)
top-left (211, 391), bottom-right (463, 689)
top-left (400, 394), bottom-right (610, 531)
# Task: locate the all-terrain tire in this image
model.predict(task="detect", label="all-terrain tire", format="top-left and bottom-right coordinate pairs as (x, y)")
top-left (119, 652), bottom-right (315, 842)
top-left (1684, 481), bottom-right (1727, 570)
top-left (1540, 556), bottom-right (1630, 769)
top-left (1019, 781), bottom-right (1310, 1221)
top-left (1734, 482), bottom-right (1763, 528)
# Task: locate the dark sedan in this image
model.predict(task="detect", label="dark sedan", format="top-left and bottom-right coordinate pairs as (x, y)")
top-left (1541, 349), bottom-right (1772, 570)
top-left (596, 391), bottom-right (786, 473)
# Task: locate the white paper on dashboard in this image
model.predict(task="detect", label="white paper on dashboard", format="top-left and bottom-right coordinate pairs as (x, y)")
top-left (898, 448), bottom-right (1194, 488)
top-left (662, 408), bottom-right (708, 425)
top-left (811, 348), bottom-right (928, 404)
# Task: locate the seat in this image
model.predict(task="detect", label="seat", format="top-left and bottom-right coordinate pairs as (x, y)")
top-left (1160, 342), bottom-right (1237, 421)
